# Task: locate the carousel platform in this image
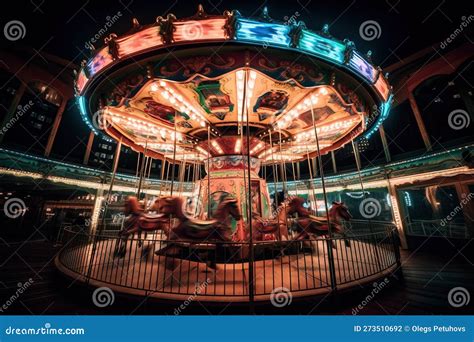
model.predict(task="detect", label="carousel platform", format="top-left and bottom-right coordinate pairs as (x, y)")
top-left (55, 228), bottom-right (399, 303)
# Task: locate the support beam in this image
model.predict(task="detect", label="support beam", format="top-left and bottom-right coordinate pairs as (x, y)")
top-left (103, 139), bottom-right (122, 219)
top-left (44, 99), bottom-right (67, 157)
top-left (379, 124), bottom-right (391, 162)
top-left (89, 187), bottom-right (104, 233)
top-left (330, 151), bottom-right (337, 173)
top-left (407, 91), bottom-right (432, 151)
top-left (83, 131), bottom-right (95, 165)
top-left (386, 176), bottom-right (408, 249)
top-left (312, 157), bottom-right (318, 177)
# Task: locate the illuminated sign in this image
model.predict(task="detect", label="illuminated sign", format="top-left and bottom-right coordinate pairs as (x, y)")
top-left (173, 19), bottom-right (227, 42)
top-left (349, 51), bottom-right (377, 83)
top-left (116, 26), bottom-right (163, 58)
top-left (76, 70), bottom-right (89, 94)
top-left (374, 73), bottom-right (390, 101)
top-left (87, 47), bottom-right (113, 76)
top-left (235, 18), bottom-right (291, 47)
top-left (297, 30), bottom-right (345, 64)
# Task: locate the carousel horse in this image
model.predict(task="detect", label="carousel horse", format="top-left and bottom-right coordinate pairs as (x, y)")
top-left (115, 196), bottom-right (170, 257)
top-left (157, 196), bottom-right (242, 242)
top-left (155, 196), bottom-right (242, 270)
top-left (250, 197), bottom-right (308, 242)
top-left (291, 201), bottom-right (352, 247)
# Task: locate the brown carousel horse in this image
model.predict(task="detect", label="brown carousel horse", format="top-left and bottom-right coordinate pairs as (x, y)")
top-left (250, 197), bottom-right (309, 242)
top-left (157, 196), bottom-right (242, 242)
top-left (115, 196), bottom-right (170, 257)
top-left (154, 196), bottom-right (242, 270)
top-left (291, 200), bottom-right (352, 247)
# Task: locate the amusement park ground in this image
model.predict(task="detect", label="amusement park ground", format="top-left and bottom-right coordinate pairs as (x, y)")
top-left (1, 239), bottom-right (473, 315)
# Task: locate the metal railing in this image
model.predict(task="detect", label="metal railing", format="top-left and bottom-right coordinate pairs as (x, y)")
top-left (343, 219), bottom-right (397, 235)
top-left (57, 227), bottom-right (400, 301)
top-left (406, 220), bottom-right (468, 239)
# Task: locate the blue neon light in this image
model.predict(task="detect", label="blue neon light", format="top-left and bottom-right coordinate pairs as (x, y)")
top-left (297, 30), bottom-right (345, 64)
top-left (363, 94), bottom-right (393, 139)
top-left (77, 96), bottom-right (99, 135)
top-left (235, 18), bottom-right (291, 47)
top-left (349, 51), bottom-right (377, 83)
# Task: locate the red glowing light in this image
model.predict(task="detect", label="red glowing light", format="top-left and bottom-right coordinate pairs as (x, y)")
top-left (374, 73), bottom-right (390, 101)
top-left (76, 70), bottom-right (88, 94)
top-left (117, 26), bottom-right (163, 58)
top-left (173, 19), bottom-right (227, 42)
top-left (87, 47), bottom-right (113, 75)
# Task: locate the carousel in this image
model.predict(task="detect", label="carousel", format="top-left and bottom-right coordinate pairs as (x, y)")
top-left (56, 6), bottom-right (400, 304)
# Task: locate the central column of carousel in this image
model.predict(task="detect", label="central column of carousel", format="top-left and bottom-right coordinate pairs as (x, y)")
top-left (196, 155), bottom-right (272, 242)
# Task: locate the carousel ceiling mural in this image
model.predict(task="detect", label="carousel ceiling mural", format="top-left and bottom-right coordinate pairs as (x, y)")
top-left (75, 5), bottom-right (392, 164)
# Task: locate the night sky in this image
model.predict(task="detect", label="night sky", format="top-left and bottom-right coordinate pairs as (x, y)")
top-left (1, 0), bottom-right (472, 68)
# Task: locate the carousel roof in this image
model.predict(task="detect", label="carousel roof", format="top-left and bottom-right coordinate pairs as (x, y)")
top-left (75, 5), bottom-right (392, 164)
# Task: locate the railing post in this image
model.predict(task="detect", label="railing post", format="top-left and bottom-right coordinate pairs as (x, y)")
top-left (390, 229), bottom-right (401, 268)
top-left (326, 238), bottom-right (338, 292)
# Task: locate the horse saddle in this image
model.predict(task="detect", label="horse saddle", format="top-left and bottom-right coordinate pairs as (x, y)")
top-left (308, 215), bottom-right (328, 224)
top-left (138, 213), bottom-right (167, 230)
top-left (295, 216), bottom-right (329, 232)
top-left (307, 215), bottom-right (343, 233)
top-left (254, 219), bottom-right (280, 233)
top-left (186, 218), bottom-right (218, 229)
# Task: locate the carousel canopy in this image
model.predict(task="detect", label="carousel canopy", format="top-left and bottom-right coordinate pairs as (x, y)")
top-left (75, 5), bottom-right (392, 164)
